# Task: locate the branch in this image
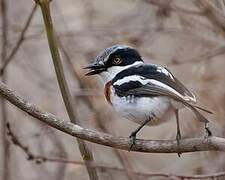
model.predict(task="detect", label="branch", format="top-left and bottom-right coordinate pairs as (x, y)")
top-left (34, 0), bottom-right (98, 179)
top-left (0, 0), bottom-right (10, 179)
top-left (0, 4), bottom-right (37, 75)
top-left (6, 122), bottom-right (225, 179)
top-left (1, 81), bottom-right (225, 153)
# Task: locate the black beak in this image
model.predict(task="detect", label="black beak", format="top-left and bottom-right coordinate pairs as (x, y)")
top-left (84, 62), bottom-right (106, 76)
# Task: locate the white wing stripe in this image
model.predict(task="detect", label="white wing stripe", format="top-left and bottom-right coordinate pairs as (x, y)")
top-left (114, 75), bottom-right (149, 86)
top-left (114, 75), bottom-right (196, 102)
top-left (156, 66), bottom-right (174, 80)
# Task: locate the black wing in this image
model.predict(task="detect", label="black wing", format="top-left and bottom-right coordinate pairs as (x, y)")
top-left (112, 64), bottom-right (211, 123)
top-left (112, 64), bottom-right (196, 103)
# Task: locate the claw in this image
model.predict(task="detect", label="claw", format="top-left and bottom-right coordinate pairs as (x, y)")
top-left (176, 131), bottom-right (182, 157)
top-left (205, 123), bottom-right (212, 137)
top-left (128, 117), bottom-right (152, 151)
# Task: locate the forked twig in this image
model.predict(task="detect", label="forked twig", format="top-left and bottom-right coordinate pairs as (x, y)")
top-left (0, 4), bottom-right (38, 75)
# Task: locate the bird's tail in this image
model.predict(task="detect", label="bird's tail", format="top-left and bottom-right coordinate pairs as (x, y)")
top-left (187, 104), bottom-right (211, 123)
top-left (194, 105), bottom-right (213, 114)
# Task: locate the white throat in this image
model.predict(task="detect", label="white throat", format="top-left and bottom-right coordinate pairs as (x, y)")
top-left (99, 61), bottom-right (144, 83)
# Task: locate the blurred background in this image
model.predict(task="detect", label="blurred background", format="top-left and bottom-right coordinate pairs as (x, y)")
top-left (0, 0), bottom-right (225, 179)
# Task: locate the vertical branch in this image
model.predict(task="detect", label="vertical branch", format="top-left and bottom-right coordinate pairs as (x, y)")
top-left (0, 0), bottom-right (9, 179)
top-left (34, 0), bottom-right (98, 179)
top-left (59, 40), bottom-right (136, 180)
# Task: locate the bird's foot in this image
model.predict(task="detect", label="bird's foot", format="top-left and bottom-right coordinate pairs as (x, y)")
top-left (205, 123), bottom-right (212, 138)
top-left (176, 132), bottom-right (182, 157)
top-left (128, 132), bottom-right (137, 151)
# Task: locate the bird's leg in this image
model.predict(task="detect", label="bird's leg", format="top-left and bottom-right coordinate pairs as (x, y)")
top-left (175, 109), bottom-right (182, 157)
top-left (129, 115), bottom-right (152, 150)
top-left (205, 122), bottom-right (212, 137)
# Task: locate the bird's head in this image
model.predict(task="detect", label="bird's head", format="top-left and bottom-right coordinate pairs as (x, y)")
top-left (85, 45), bottom-right (144, 82)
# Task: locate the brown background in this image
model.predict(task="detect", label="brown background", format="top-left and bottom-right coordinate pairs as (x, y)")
top-left (0, 0), bottom-right (225, 179)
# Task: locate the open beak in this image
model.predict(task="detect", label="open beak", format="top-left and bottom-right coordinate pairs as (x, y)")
top-left (84, 62), bottom-right (106, 76)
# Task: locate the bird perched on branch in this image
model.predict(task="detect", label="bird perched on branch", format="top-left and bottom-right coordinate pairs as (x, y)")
top-left (85, 45), bottom-right (212, 154)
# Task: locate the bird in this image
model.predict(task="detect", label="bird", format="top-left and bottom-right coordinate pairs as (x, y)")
top-left (84, 45), bottom-right (212, 154)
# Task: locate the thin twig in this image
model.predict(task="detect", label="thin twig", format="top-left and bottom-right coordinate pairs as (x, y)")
top-left (168, 46), bottom-right (225, 66)
top-left (195, 0), bottom-right (225, 38)
top-left (219, 0), bottom-right (225, 14)
top-left (143, 0), bottom-right (206, 16)
top-left (34, 0), bottom-right (98, 179)
top-left (43, 125), bottom-right (67, 180)
top-left (6, 122), bottom-right (225, 179)
top-left (1, 81), bottom-right (225, 153)
top-left (0, 0), bottom-right (9, 179)
top-left (0, 4), bottom-right (37, 75)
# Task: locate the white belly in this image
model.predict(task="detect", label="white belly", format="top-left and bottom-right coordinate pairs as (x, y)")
top-left (111, 93), bottom-right (181, 126)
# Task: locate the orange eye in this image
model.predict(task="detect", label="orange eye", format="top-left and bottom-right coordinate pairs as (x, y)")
top-left (113, 57), bottom-right (122, 65)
